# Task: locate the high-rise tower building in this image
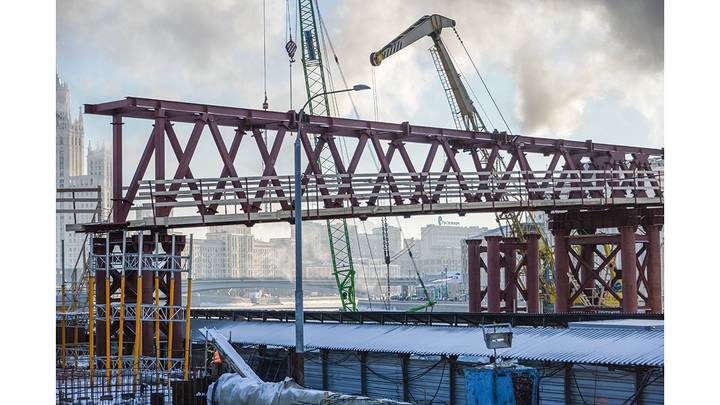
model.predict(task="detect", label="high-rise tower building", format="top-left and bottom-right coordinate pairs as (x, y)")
top-left (56, 74), bottom-right (85, 183)
top-left (56, 73), bottom-right (112, 280)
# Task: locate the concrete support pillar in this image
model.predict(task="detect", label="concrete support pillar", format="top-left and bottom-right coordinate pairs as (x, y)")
top-left (466, 239), bottom-right (483, 313)
top-left (580, 244), bottom-right (595, 304)
top-left (503, 243), bottom-right (517, 313)
top-left (553, 229), bottom-right (570, 313)
top-left (525, 234), bottom-right (540, 314)
top-left (646, 225), bottom-right (663, 313)
top-left (620, 226), bottom-right (638, 313)
top-left (485, 236), bottom-right (502, 312)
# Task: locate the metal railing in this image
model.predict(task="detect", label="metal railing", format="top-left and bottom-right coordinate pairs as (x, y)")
top-left (111, 169), bottom-right (662, 229)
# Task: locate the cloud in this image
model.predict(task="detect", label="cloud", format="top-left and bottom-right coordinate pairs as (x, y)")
top-left (57, 0), bottom-right (289, 106)
top-left (58, 0), bottom-right (663, 143)
top-left (56, 0), bottom-right (663, 241)
top-left (323, 0), bottom-right (663, 140)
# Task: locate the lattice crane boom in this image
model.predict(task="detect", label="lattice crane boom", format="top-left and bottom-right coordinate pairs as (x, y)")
top-left (298, 0), bottom-right (357, 311)
top-left (370, 14), bottom-right (559, 304)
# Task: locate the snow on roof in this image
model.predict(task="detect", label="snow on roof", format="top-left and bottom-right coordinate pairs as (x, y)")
top-left (568, 319), bottom-right (664, 330)
top-left (192, 319), bottom-right (663, 367)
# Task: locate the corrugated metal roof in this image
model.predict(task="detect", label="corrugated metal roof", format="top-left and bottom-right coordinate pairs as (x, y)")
top-left (192, 320), bottom-right (663, 367)
top-left (568, 319), bottom-right (664, 330)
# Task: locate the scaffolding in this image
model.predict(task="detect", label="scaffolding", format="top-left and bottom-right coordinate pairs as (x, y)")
top-left (57, 230), bottom-right (196, 403)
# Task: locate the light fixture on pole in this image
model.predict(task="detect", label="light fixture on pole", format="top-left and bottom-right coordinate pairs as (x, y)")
top-left (292, 84), bottom-right (370, 385)
top-left (480, 323), bottom-right (513, 367)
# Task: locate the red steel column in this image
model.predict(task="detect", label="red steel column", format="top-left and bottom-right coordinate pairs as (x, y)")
top-left (485, 236), bottom-right (502, 312)
top-left (620, 226), bottom-right (638, 313)
top-left (580, 243), bottom-right (595, 304)
top-left (553, 229), bottom-right (570, 313)
top-left (466, 239), bottom-right (483, 313)
top-left (503, 241), bottom-right (517, 313)
top-left (646, 224), bottom-right (663, 313)
top-left (112, 114), bottom-right (123, 223)
top-left (525, 234), bottom-right (540, 313)
top-left (154, 111), bottom-right (166, 218)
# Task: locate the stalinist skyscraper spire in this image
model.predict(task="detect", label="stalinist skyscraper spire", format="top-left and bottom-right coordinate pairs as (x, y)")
top-left (55, 72), bottom-right (112, 276)
top-left (56, 74), bottom-right (84, 183)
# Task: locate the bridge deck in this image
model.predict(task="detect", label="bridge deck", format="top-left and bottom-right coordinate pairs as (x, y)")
top-left (69, 169), bottom-right (663, 231)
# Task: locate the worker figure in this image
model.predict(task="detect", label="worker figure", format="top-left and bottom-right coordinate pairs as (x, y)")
top-left (210, 350), bottom-right (223, 380)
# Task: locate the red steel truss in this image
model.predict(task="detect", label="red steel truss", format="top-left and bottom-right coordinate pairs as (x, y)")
top-left (466, 234), bottom-right (541, 314)
top-left (550, 208), bottom-right (664, 314)
top-left (76, 97), bottom-right (664, 231)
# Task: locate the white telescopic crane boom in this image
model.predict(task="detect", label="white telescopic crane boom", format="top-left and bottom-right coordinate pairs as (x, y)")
top-left (369, 14), bottom-right (487, 131)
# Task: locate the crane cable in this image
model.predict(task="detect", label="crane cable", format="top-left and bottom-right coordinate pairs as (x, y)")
top-left (393, 216), bottom-right (435, 312)
top-left (285, 0), bottom-right (297, 109)
top-left (443, 44), bottom-right (496, 131)
top-left (316, 3), bottom-right (432, 310)
top-left (451, 27), bottom-right (564, 299)
top-left (452, 27), bottom-right (514, 135)
top-left (316, 5), bottom-right (388, 305)
top-left (315, 7), bottom-right (384, 308)
top-left (317, 10), bottom-right (361, 118)
top-left (381, 217), bottom-right (391, 302)
top-left (371, 66), bottom-right (379, 121)
top-left (262, 0), bottom-right (269, 110)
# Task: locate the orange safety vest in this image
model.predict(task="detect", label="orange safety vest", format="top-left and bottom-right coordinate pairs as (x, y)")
top-left (212, 350), bottom-right (222, 365)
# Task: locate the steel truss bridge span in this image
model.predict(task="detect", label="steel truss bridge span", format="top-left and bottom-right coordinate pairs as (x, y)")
top-left (73, 97), bottom-right (663, 232)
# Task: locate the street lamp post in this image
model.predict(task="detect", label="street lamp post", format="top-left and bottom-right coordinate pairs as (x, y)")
top-left (292, 84), bottom-right (370, 385)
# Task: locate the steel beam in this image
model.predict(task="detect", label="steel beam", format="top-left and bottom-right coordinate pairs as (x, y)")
top-left (112, 114), bottom-right (123, 223)
top-left (554, 229), bottom-right (571, 313)
top-left (486, 236), bottom-right (502, 312)
top-left (503, 241), bottom-right (517, 313)
top-left (566, 234), bottom-right (649, 245)
top-left (191, 309), bottom-right (663, 326)
top-left (466, 239), bottom-right (483, 313)
top-left (620, 226), bottom-right (639, 313)
top-left (646, 224), bottom-right (663, 313)
top-left (580, 237), bottom-right (596, 303)
top-left (525, 234), bottom-right (540, 314)
top-left (85, 97), bottom-right (663, 156)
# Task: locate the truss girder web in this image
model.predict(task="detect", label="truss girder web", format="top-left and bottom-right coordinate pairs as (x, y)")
top-left (74, 97), bottom-right (663, 233)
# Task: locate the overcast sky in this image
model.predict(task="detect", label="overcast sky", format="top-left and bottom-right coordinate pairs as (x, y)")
top-left (56, 0), bottom-right (663, 240)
